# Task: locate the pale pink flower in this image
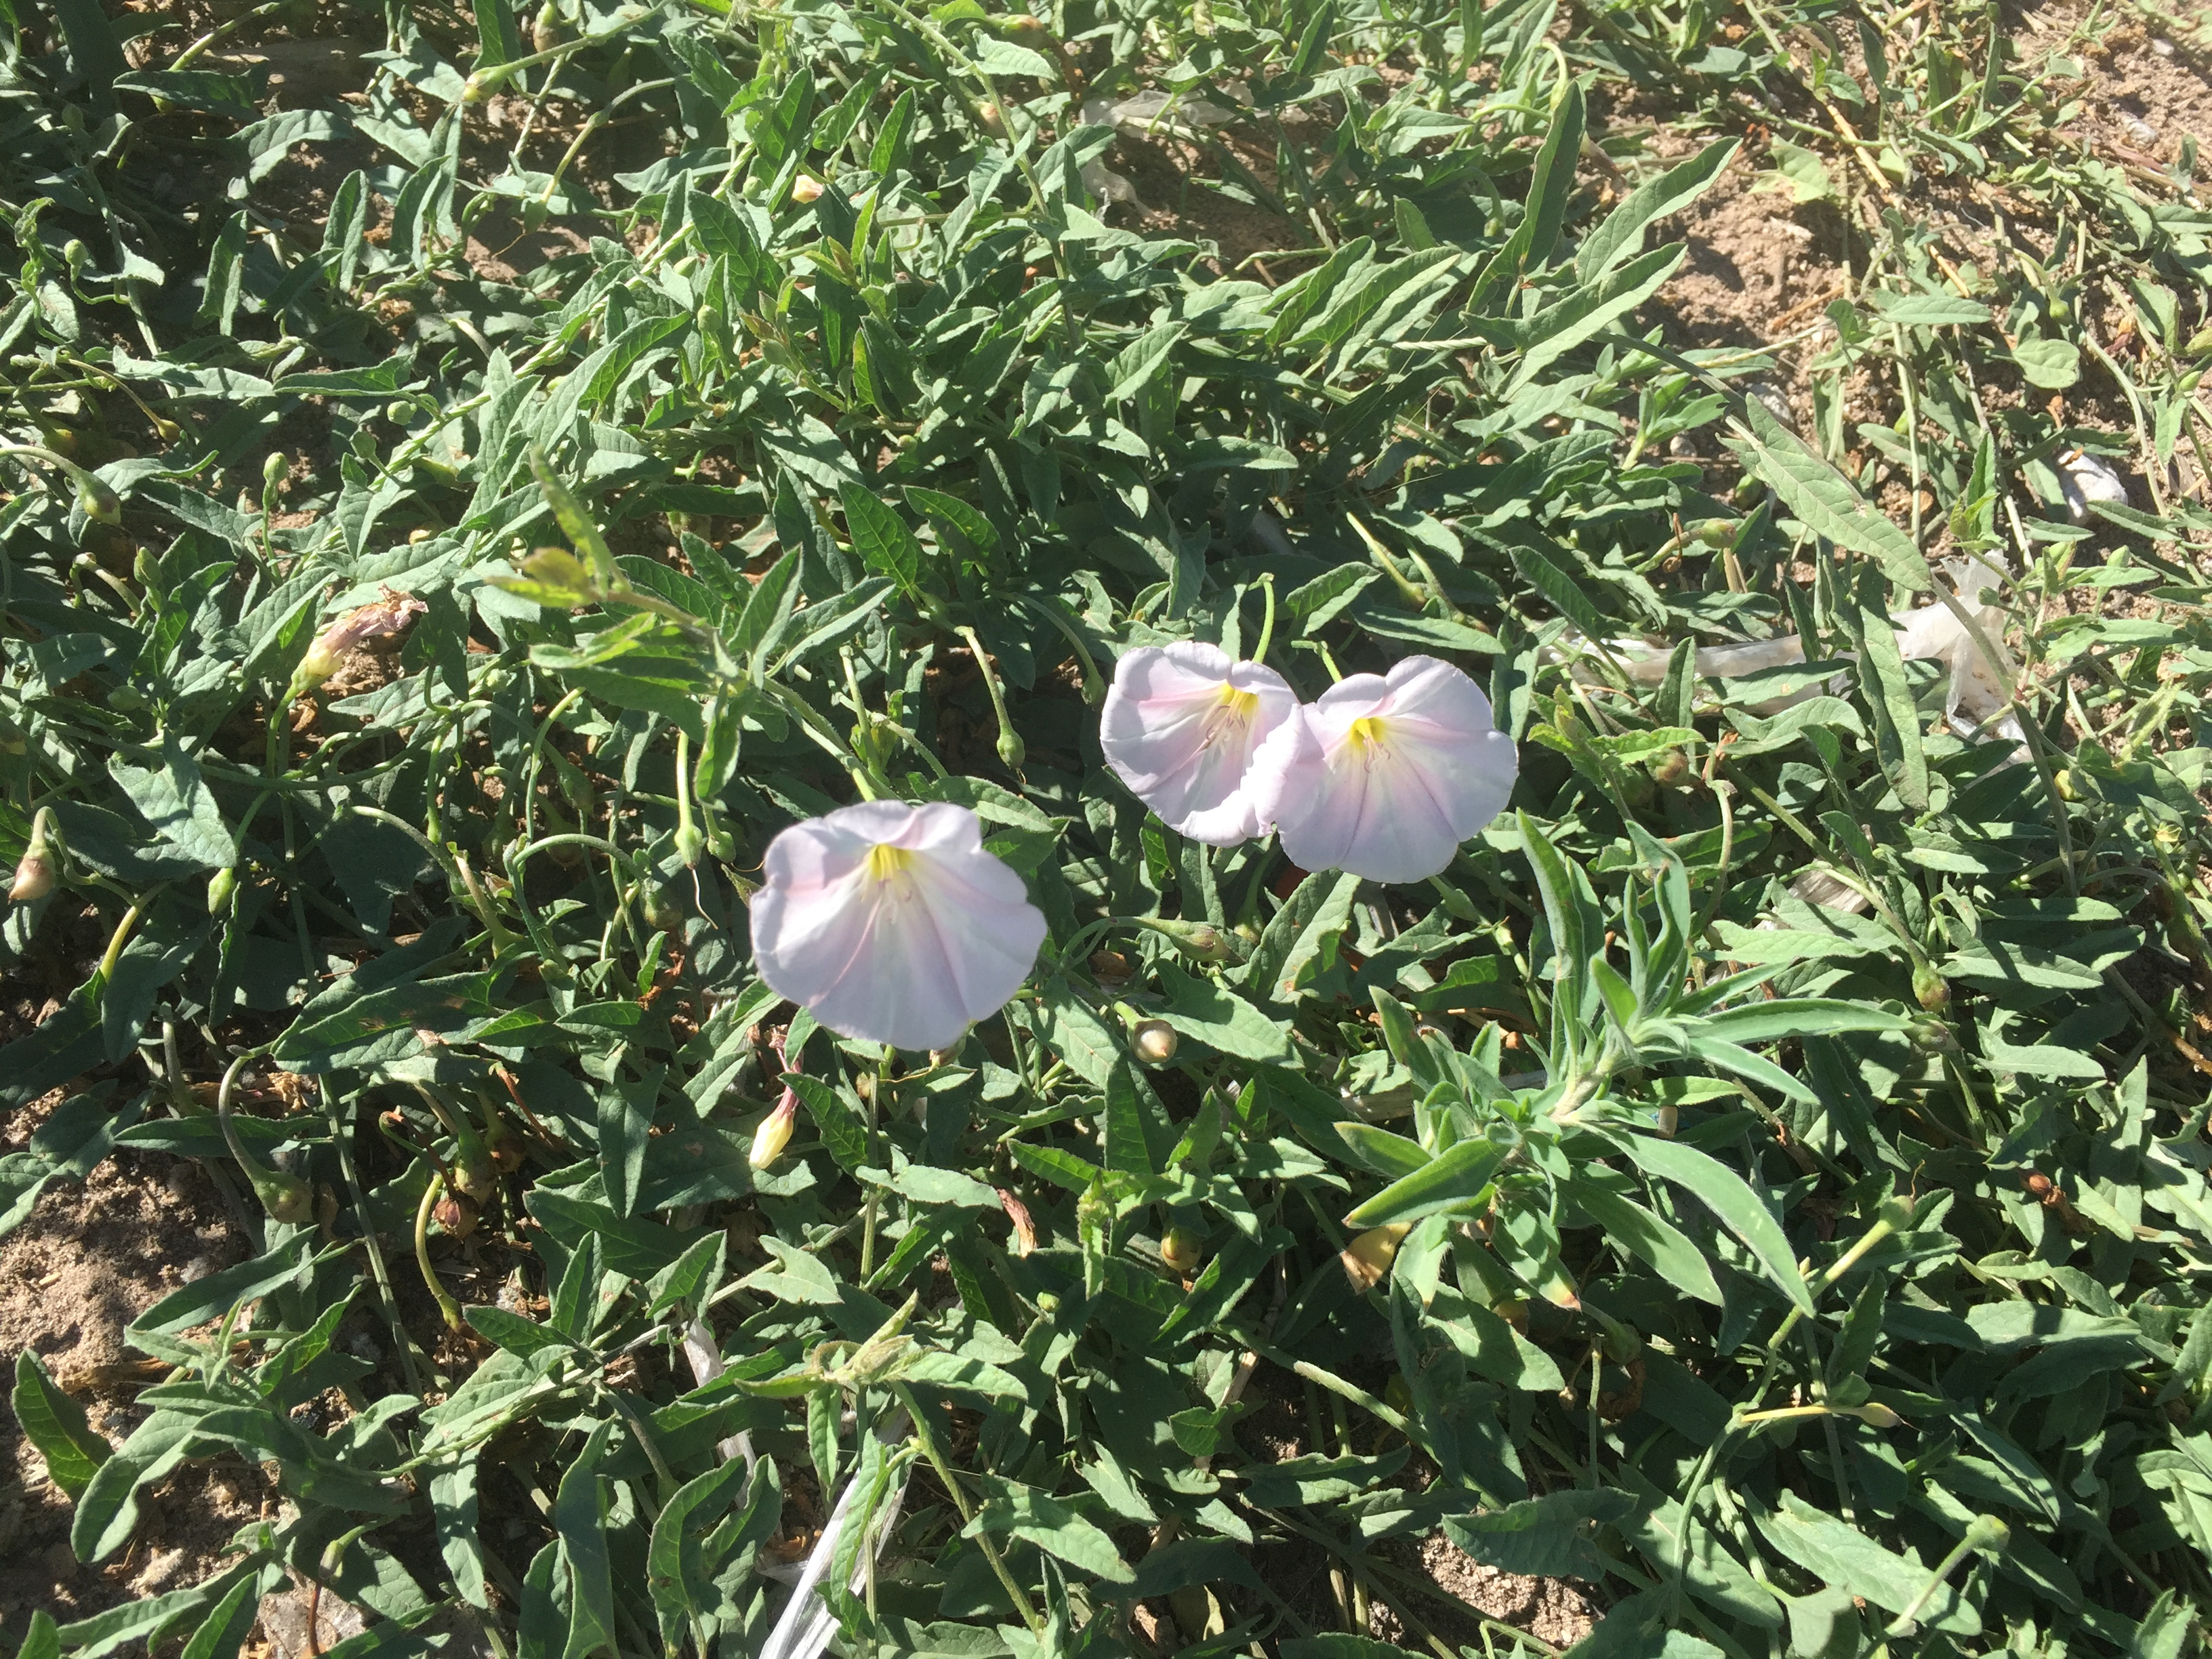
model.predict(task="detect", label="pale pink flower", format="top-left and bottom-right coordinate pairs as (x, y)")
top-left (1247, 655), bottom-right (1517, 884)
top-left (1100, 643), bottom-right (1298, 844)
top-left (750, 802), bottom-right (1046, 1051)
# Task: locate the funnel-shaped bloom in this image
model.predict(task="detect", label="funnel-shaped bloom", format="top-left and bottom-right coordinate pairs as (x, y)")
top-left (1101, 643), bottom-right (1298, 844)
top-left (752, 801), bottom-right (1046, 1052)
top-left (1248, 655), bottom-right (1517, 884)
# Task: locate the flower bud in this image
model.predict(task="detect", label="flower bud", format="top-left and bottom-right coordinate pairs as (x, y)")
top-left (995, 727), bottom-right (1026, 771)
top-left (289, 636), bottom-right (344, 697)
top-left (207, 866), bottom-right (238, 917)
top-left (77, 476), bottom-right (121, 525)
top-left (1160, 1225), bottom-right (1204, 1275)
top-left (531, 1), bottom-right (565, 50)
top-left (1854, 1400), bottom-right (1902, 1427)
top-left (978, 101), bottom-right (1005, 136)
top-left (2053, 767), bottom-right (2081, 801)
top-left (1648, 747), bottom-right (1689, 787)
top-left (676, 821), bottom-right (705, 867)
top-left (1912, 962), bottom-right (1949, 1011)
top-left (262, 451), bottom-right (289, 489)
top-left (461, 70), bottom-right (495, 103)
top-left (1132, 1019), bottom-right (1177, 1065)
top-left (10, 809), bottom-right (55, 903)
top-left (1340, 1222), bottom-right (1412, 1292)
top-left (483, 1105), bottom-right (525, 1172)
top-left (1963, 1514), bottom-right (2009, 1553)
top-left (750, 1093), bottom-right (797, 1169)
top-left (434, 1191), bottom-right (480, 1237)
top-left (792, 174), bottom-right (824, 203)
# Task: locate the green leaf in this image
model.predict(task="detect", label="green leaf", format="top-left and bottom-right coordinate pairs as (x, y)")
top-left (647, 1458), bottom-right (754, 1652)
top-left (1156, 963), bottom-right (1291, 1060)
top-left (2011, 337), bottom-right (2081, 389)
top-left (1345, 1138), bottom-right (1506, 1228)
top-left (970, 1480), bottom-right (1134, 1584)
top-left (1578, 138), bottom-right (1738, 283)
top-left (556, 1421), bottom-right (616, 1659)
top-left (1729, 399), bottom-right (1927, 592)
top-left (837, 483), bottom-right (922, 592)
top-left (1843, 572), bottom-right (1931, 811)
top-left (1753, 1493), bottom-right (1978, 1637)
top-left (107, 738), bottom-right (237, 872)
top-left (1240, 869), bottom-right (1361, 1002)
top-left (463, 1305), bottom-right (581, 1359)
top-left (788, 1073), bottom-right (869, 1172)
top-left (1443, 1489), bottom-right (1635, 1578)
top-left (1565, 1179), bottom-right (1721, 1305)
top-left (1607, 1132), bottom-right (1816, 1315)
top-left (12, 1350), bottom-right (110, 1497)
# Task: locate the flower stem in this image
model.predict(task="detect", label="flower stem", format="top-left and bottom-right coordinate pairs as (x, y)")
top-left (1251, 572), bottom-right (1278, 664)
top-left (218, 1050), bottom-right (312, 1227)
top-left (415, 1171), bottom-right (465, 1331)
top-left (891, 1383), bottom-right (1040, 1632)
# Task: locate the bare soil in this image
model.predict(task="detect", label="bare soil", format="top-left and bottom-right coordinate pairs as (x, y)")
top-left (0, 1099), bottom-right (260, 1641)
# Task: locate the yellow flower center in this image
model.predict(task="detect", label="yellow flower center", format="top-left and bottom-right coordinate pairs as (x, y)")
top-left (1346, 716), bottom-right (1391, 755)
top-left (1200, 684), bottom-right (1260, 748)
top-left (866, 843), bottom-right (914, 882)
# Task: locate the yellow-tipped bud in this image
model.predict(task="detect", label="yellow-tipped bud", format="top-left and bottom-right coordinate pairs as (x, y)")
top-left (750, 1094), bottom-right (798, 1169)
top-left (792, 175), bottom-right (824, 203)
top-left (1132, 1019), bottom-right (1178, 1065)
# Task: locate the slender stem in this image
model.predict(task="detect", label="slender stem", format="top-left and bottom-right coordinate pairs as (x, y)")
top-left (416, 1172), bottom-right (465, 1331)
top-left (1251, 572), bottom-right (1278, 664)
top-left (891, 1384), bottom-right (1040, 1632)
top-left (323, 1080), bottom-right (426, 1397)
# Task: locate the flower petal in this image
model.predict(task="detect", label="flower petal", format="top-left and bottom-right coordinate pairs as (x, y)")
top-left (752, 802), bottom-right (1046, 1051)
top-left (1101, 643), bottom-right (1296, 844)
top-left (1261, 658), bottom-right (1517, 883)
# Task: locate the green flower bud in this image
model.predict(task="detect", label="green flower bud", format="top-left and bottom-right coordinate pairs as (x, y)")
top-left (1132, 1019), bottom-right (1177, 1065)
top-left (1912, 962), bottom-right (1949, 1011)
top-left (262, 451), bottom-right (288, 489)
top-left (996, 728), bottom-right (1027, 771)
top-left (1160, 1225), bottom-right (1204, 1275)
top-left (77, 476), bottom-right (121, 525)
top-left (207, 866), bottom-right (238, 917)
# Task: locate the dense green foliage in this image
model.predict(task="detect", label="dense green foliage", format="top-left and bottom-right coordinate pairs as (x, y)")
top-left (3, 0), bottom-right (2212, 1654)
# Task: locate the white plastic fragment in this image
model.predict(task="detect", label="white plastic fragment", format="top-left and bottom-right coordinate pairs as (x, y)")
top-left (1558, 553), bottom-right (2022, 742)
top-left (756, 1410), bottom-right (914, 1659)
top-left (1080, 89), bottom-right (1240, 134)
top-left (2055, 449), bottom-right (2129, 523)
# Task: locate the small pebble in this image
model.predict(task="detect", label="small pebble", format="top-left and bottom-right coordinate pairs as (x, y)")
top-left (2153, 36), bottom-right (2175, 54)
top-left (2121, 110), bottom-right (2160, 144)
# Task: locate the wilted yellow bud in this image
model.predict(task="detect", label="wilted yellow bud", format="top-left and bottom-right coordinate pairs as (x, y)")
top-left (750, 1094), bottom-right (797, 1169)
top-left (792, 175), bottom-right (824, 203)
top-left (1340, 1222), bottom-right (1412, 1292)
top-left (978, 101), bottom-right (1005, 136)
top-left (1855, 1400), bottom-right (1902, 1427)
